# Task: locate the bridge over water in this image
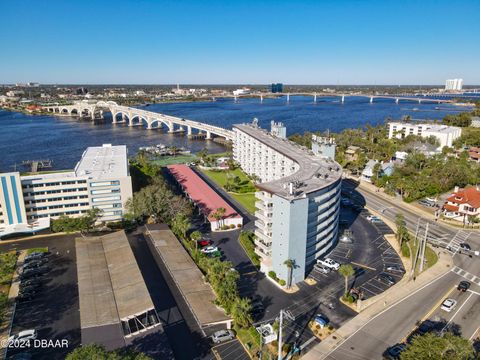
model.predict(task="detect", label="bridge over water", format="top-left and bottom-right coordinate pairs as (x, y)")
top-left (44, 101), bottom-right (234, 141)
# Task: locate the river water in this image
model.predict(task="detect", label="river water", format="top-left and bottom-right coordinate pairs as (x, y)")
top-left (0, 95), bottom-right (469, 172)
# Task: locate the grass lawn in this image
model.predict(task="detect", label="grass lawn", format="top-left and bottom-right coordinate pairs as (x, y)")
top-left (151, 154), bottom-right (197, 166)
top-left (409, 241), bottom-right (438, 276)
top-left (200, 168), bottom-right (257, 214)
top-left (26, 247), bottom-right (48, 255)
top-left (0, 251), bottom-right (18, 324)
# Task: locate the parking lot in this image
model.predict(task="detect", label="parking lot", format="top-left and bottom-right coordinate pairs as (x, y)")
top-left (211, 339), bottom-right (250, 360)
top-left (2, 235), bottom-right (80, 360)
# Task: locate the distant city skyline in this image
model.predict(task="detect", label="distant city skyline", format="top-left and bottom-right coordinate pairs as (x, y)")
top-left (1, 0), bottom-right (479, 85)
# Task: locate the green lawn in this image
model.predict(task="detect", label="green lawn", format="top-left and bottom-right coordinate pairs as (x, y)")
top-left (151, 154), bottom-right (197, 166)
top-left (409, 242), bottom-right (438, 276)
top-left (200, 168), bottom-right (256, 214)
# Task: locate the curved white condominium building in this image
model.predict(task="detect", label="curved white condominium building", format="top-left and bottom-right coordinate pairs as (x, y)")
top-left (233, 120), bottom-right (342, 284)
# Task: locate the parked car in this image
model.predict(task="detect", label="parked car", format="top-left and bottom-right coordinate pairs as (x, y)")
top-left (313, 263), bottom-right (331, 274)
top-left (457, 281), bottom-right (471, 292)
top-left (23, 258), bottom-right (48, 270)
top-left (418, 199), bottom-right (436, 207)
top-left (385, 265), bottom-right (405, 274)
top-left (201, 246), bottom-right (219, 254)
top-left (20, 266), bottom-right (50, 280)
top-left (206, 250), bottom-right (222, 258)
top-left (459, 243), bottom-right (471, 251)
top-left (317, 258), bottom-right (340, 270)
top-left (250, 299), bottom-right (265, 317)
top-left (366, 215), bottom-right (380, 222)
top-left (17, 290), bottom-right (37, 302)
top-left (211, 329), bottom-right (235, 344)
top-left (197, 239), bottom-right (210, 247)
top-left (313, 314), bottom-right (329, 328)
top-left (384, 343), bottom-right (407, 359)
top-left (377, 273), bottom-right (396, 286)
top-left (441, 298), bottom-right (457, 312)
top-left (24, 252), bottom-right (47, 262)
top-left (19, 284), bottom-right (41, 294)
top-left (8, 330), bottom-right (37, 346)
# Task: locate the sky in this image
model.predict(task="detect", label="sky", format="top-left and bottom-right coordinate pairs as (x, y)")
top-left (1, 0), bottom-right (479, 85)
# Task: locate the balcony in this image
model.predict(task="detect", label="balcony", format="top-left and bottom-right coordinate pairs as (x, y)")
top-left (254, 229), bottom-right (272, 243)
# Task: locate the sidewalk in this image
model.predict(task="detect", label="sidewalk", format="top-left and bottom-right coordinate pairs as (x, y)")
top-left (0, 250), bottom-right (27, 358)
top-left (302, 249), bottom-right (453, 359)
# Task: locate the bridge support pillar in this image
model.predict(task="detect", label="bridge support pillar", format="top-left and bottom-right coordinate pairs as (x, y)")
top-left (341, 95), bottom-right (345, 103)
top-left (187, 126), bottom-right (192, 136)
top-left (418, 99), bottom-right (422, 104)
top-left (234, 96), bottom-right (237, 102)
top-left (167, 122), bottom-right (174, 133)
top-left (314, 93), bottom-right (317, 103)
top-left (206, 131), bottom-right (211, 140)
top-left (286, 93), bottom-right (290, 102)
top-left (370, 97), bottom-right (373, 104)
top-left (395, 98), bottom-right (399, 104)
top-left (260, 95), bottom-right (263, 103)
top-left (212, 97), bottom-right (215, 102)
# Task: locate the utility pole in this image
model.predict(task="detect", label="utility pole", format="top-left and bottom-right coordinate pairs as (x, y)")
top-left (277, 310), bottom-right (294, 360)
top-left (419, 223), bottom-right (429, 273)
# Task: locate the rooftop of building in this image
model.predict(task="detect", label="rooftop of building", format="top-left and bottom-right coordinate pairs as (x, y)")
top-left (234, 123), bottom-right (342, 199)
top-left (445, 186), bottom-right (480, 209)
top-left (388, 121), bottom-right (461, 133)
top-left (167, 164), bottom-right (241, 222)
top-left (76, 231), bottom-right (155, 328)
top-left (75, 144), bottom-right (128, 180)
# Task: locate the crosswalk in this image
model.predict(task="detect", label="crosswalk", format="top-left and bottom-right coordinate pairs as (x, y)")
top-left (451, 266), bottom-right (480, 286)
top-left (445, 230), bottom-right (471, 254)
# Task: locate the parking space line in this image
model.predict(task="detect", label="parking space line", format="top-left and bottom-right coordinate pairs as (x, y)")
top-left (367, 281), bottom-right (387, 292)
top-left (360, 287), bottom-right (377, 297)
top-left (351, 262), bottom-right (376, 271)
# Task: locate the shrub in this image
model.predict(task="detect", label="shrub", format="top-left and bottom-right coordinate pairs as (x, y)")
top-left (221, 225), bottom-right (228, 230)
top-left (279, 279), bottom-right (286, 286)
top-left (239, 231), bottom-right (260, 267)
top-left (401, 241), bottom-right (411, 258)
top-left (237, 224), bottom-right (242, 228)
top-left (230, 224), bottom-right (235, 229)
top-left (268, 271), bottom-right (278, 281)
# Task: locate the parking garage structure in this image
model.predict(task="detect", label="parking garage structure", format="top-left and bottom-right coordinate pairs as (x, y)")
top-left (76, 231), bottom-right (168, 351)
top-left (166, 164), bottom-right (243, 231)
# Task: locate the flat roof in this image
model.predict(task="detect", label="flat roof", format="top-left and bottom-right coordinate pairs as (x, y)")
top-left (167, 164), bottom-right (241, 222)
top-left (389, 121), bottom-right (461, 134)
top-left (76, 231), bottom-right (155, 329)
top-left (145, 224), bottom-right (230, 326)
top-left (234, 124), bottom-right (342, 199)
top-left (75, 144), bottom-right (128, 180)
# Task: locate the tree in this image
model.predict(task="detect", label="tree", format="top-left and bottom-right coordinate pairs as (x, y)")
top-left (400, 332), bottom-right (474, 360)
top-left (338, 264), bottom-right (355, 296)
top-left (66, 344), bottom-right (152, 360)
top-left (212, 207), bottom-right (226, 228)
top-left (395, 213), bottom-right (409, 247)
top-left (190, 230), bottom-right (202, 249)
top-left (231, 297), bottom-right (253, 328)
top-left (283, 259), bottom-right (295, 289)
top-left (171, 213), bottom-right (191, 240)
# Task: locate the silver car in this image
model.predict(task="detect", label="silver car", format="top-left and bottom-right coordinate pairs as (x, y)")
top-left (211, 329), bottom-right (235, 343)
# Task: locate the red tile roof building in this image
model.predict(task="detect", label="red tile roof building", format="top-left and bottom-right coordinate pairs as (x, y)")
top-left (443, 186), bottom-right (480, 221)
top-left (167, 164), bottom-right (243, 230)
top-left (468, 147), bottom-right (480, 163)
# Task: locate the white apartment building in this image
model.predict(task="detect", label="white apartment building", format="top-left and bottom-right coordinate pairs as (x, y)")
top-left (388, 122), bottom-right (462, 149)
top-left (445, 78), bottom-right (463, 92)
top-left (0, 144), bottom-right (132, 238)
top-left (233, 121), bottom-right (342, 284)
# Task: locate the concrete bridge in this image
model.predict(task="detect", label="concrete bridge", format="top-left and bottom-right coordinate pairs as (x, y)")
top-left (44, 101), bottom-right (233, 140)
top-left (224, 92), bottom-right (455, 104)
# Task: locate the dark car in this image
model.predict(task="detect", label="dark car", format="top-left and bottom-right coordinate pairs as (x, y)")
top-left (20, 285), bottom-right (41, 294)
top-left (17, 290), bottom-right (36, 302)
top-left (384, 343), bottom-right (407, 359)
top-left (377, 272), bottom-right (396, 286)
top-left (385, 265), bottom-right (405, 274)
top-left (459, 243), bottom-right (471, 251)
top-left (457, 281), bottom-right (471, 292)
top-left (23, 258), bottom-right (48, 270)
top-left (24, 252), bottom-right (47, 263)
top-left (20, 266), bottom-right (50, 279)
top-left (20, 281), bottom-right (42, 292)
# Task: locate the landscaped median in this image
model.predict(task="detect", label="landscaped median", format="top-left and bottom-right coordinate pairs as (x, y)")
top-left (238, 231), bottom-right (260, 268)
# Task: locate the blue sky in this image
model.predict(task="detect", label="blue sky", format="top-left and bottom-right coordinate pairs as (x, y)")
top-left (1, 0), bottom-right (479, 85)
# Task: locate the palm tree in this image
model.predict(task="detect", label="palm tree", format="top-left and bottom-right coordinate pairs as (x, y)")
top-left (231, 297), bottom-right (253, 328)
top-left (215, 207), bottom-right (226, 228)
top-left (190, 230), bottom-right (202, 250)
top-left (338, 264), bottom-right (355, 296)
top-left (283, 259), bottom-right (295, 289)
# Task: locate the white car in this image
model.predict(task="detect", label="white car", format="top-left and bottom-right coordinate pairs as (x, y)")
top-left (314, 263), bottom-right (331, 274)
top-left (200, 246), bottom-right (219, 254)
top-left (317, 258), bottom-right (340, 270)
top-left (441, 298), bottom-right (457, 312)
top-left (366, 215), bottom-right (380, 222)
top-left (8, 329), bottom-right (37, 345)
top-left (211, 329), bottom-right (235, 343)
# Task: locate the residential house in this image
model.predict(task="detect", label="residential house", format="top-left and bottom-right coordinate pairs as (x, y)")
top-left (468, 147), bottom-right (480, 163)
top-left (361, 160), bottom-right (395, 183)
top-left (345, 146), bottom-right (361, 162)
top-left (443, 186), bottom-right (480, 222)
